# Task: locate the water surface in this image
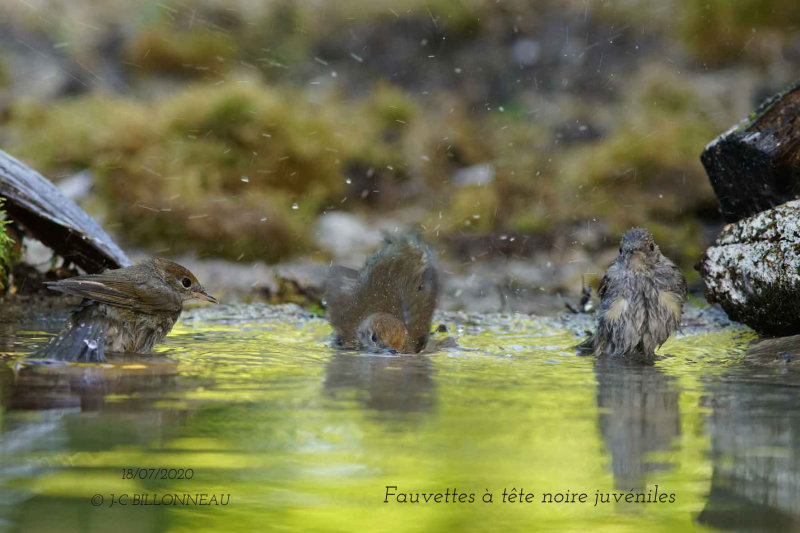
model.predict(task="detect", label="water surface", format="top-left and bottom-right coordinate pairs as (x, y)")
top-left (1, 304), bottom-right (798, 532)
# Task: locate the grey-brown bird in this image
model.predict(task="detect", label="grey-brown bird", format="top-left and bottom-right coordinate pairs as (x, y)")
top-left (577, 228), bottom-right (687, 363)
top-left (324, 234), bottom-right (439, 353)
top-left (35, 258), bottom-right (217, 362)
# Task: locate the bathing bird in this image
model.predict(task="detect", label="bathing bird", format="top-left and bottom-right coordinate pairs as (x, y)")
top-left (324, 234), bottom-right (439, 353)
top-left (35, 258), bottom-right (217, 362)
top-left (577, 228), bottom-right (686, 363)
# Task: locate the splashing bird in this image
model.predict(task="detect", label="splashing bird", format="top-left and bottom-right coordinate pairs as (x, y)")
top-left (324, 234), bottom-right (439, 353)
top-left (35, 258), bottom-right (217, 362)
top-left (577, 228), bottom-right (687, 363)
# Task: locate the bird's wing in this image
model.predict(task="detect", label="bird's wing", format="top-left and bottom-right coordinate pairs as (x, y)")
top-left (597, 273), bottom-right (610, 300)
top-left (324, 265), bottom-right (362, 341)
top-left (45, 272), bottom-right (176, 313)
top-left (400, 264), bottom-right (438, 351)
top-left (325, 266), bottom-right (359, 295)
top-left (659, 259), bottom-right (688, 299)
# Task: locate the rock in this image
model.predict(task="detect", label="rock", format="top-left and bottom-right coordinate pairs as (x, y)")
top-left (260, 262), bottom-right (327, 307)
top-left (452, 164), bottom-right (494, 187)
top-left (744, 335), bottom-right (800, 367)
top-left (510, 39), bottom-right (540, 67)
top-left (701, 80), bottom-right (800, 223)
top-left (698, 200), bottom-right (800, 335)
top-left (149, 253), bottom-right (329, 306)
top-left (57, 169), bottom-right (93, 202)
top-left (0, 150), bottom-right (130, 272)
top-left (314, 212), bottom-right (384, 264)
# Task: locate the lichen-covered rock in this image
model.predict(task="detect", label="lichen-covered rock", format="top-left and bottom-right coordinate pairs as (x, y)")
top-left (701, 80), bottom-right (800, 223)
top-left (699, 200), bottom-right (800, 335)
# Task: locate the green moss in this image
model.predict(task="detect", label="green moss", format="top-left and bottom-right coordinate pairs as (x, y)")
top-left (125, 27), bottom-right (235, 77)
top-left (491, 119), bottom-right (554, 234)
top-left (438, 185), bottom-right (498, 235)
top-left (10, 81), bottom-right (481, 262)
top-left (367, 83), bottom-right (418, 130)
top-left (407, 94), bottom-right (494, 192)
top-left (4, 58), bottom-right (730, 269)
top-left (9, 83), bottom-right (358, 262)
top-left (677, 0), bottom-right (800, 65)
top-left (10, 97), bottom-right (154, 172)
top-left (551, 71), bottom-right (720, 269)
top-left (0, 200), bottom-right (15, 292)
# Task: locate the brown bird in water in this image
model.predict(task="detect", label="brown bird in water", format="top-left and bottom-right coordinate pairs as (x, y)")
top-left (577, 228), bottom-right (687, 364)
top-left (35, 258), bottom-right (217, 362)
top-left (324, 234), bottom-right (439, 353)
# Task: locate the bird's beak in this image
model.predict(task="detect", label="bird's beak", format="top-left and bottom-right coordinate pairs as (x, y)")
top-left (626, 250), bottom-right (646, 268)
top-left (192, 289), bottom-right (218, 304)
top-left (386, 333), bottom-right (407, 352)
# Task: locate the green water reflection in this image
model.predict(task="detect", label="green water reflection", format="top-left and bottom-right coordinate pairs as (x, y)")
top-left (2, 304), bottom-right (798, 532)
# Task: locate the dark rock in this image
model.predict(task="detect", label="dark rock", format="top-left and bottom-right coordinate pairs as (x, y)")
top-left (699, 200), bottom-right (800, 336)
top-left (0, 150), bottom-right (130, 272)
top-left (701, 80), bottom-right (800, 223)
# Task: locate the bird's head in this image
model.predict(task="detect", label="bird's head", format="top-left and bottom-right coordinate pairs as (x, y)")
top-left (155, 259), bottom-right (218, 304)
top-left (617, 227), bottom-right (660, 270)
top-left (357, 313), bottom-right (408, 353)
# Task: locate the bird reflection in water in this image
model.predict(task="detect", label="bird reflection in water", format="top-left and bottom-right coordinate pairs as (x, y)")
top-left (324, 353), bottom-right (435, 413)
top-left (2, 357), bottom-right (179, 412)
top-left (594, 358), bottom-right (681, 490)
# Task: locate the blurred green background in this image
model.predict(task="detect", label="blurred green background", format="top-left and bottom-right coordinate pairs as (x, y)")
top-left (1, 6), bottom-right (799, 532)
top-left (0, 0), bottom-right (798, 287)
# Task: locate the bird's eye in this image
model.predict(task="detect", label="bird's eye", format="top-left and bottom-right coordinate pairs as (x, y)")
top-left (371, 332), bottom-right (378, 343)
top-left (181, 277), bottom-right (192, 288)
top-left (619, 247), bottom-right (623, 254)
top-left (649, 243), bottom-right (655, 251)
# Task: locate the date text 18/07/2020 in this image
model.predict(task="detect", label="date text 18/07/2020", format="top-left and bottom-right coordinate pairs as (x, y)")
top-left (121, 468), bottom-right (194, 480)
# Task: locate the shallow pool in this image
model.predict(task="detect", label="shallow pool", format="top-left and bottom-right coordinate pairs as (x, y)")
top-left (1, 303), bottom-right (798, 532)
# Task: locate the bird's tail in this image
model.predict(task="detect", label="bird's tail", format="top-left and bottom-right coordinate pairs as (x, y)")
top-left (575, 334), bottom-right (596, 356)
top-left (32, 316), bottom-right (109, 363)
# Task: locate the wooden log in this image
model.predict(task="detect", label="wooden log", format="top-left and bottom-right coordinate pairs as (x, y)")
top-left (701, 80), bottom-right (800, 223)
top-left (0, 149), bottom-right (130, 272)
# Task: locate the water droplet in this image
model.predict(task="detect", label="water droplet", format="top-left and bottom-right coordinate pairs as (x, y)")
top-left (291, 203), bottom-right (299, 210)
